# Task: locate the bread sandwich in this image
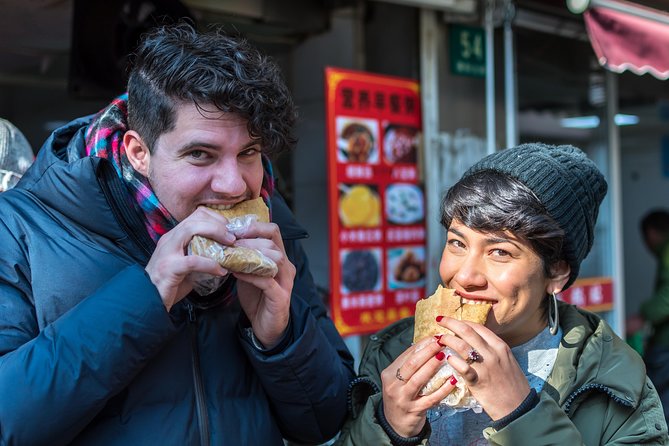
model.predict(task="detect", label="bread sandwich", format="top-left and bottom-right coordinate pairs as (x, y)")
top-left (413, 285), bottom-right (491, 405)
top-left (189, 197), bottom-right (278, 277)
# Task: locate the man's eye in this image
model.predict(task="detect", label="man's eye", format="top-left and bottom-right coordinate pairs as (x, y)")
top-left (240, 147), bottom-right (261, 157)
top-left (189, 150), bottom-right (205, 159)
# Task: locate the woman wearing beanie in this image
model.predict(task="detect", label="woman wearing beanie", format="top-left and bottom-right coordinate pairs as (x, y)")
top-left (336, 143), bottom-right (668, 445)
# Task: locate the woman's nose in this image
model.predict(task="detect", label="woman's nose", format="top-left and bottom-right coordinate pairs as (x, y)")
top-left (453, 253), bottom-right (487, 288)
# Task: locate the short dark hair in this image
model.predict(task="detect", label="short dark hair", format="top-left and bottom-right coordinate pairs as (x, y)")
top-left (440, 170), bottom-right (565, 313)
top-left (127, 23), bottom-right (297, 156)
top-left (641, 209), bottom-right (669, 237)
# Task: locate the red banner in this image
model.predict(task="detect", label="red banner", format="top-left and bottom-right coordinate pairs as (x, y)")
top-left (559, 277), bottom-right (613, 313)
top-left (325, 67), bottom-right (424, 336)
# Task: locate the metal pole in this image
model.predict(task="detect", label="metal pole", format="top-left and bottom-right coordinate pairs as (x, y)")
top-left (504, 2), bottom-right (517, 149)
top-left (420, 9), bottom-right (443, 294)
top-left (485, 0), bottom-right (496, 154)
top-left (567, 0), bottom-right (669, 25)
top-left (606, 70), bottom-right (625, 337)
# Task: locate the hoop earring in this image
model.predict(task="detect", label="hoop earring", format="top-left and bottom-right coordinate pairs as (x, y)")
top-left (548, 292), bottom-right (559, 336)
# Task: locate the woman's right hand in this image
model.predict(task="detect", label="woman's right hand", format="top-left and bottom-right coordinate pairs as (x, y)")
top-left (380, 336), bottom-right (459, 437)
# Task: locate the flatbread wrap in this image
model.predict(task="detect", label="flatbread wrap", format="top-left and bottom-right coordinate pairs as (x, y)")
top-left (413, 285), bottom-right (491, 406)
top-left (189, 197), bottom-right (278, 277)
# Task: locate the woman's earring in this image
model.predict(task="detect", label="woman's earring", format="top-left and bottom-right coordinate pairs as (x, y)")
top-left (548, 292), bottom-right (559, 335)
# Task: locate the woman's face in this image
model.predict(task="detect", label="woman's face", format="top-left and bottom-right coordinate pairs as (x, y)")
top-left (439, 219), bottom-right (569, 347)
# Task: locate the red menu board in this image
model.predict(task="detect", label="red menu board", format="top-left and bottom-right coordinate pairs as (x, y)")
top-left (559, 277), bottom-right (613, 313)
top-left (325, 67), bottom-right (425, 336)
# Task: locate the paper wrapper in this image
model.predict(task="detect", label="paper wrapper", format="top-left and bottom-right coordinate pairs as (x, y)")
top-left (189, 235), bottom-right (278, 277)
top-left (187, 198), bottom-right (278, 295)
top-left (413, 285), bottom-right (491, 411)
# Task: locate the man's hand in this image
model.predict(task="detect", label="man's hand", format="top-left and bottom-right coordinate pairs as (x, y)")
top-left (232, 220), bottom-right (295, 349)
top-left (145, 207), bottom-right (232, 311)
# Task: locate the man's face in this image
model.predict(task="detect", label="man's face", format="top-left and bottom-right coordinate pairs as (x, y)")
top-left (643, 227), bottom-right (666, 255)
top-left (140, 102), bottom-right (264, 222)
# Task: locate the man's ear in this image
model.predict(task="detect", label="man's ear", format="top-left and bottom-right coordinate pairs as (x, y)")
top-left (124, 130), bottom-right (150, 176)
top-left (547, 260), bottom-right (571, 294)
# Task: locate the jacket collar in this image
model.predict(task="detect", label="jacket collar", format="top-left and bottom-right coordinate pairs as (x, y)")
top-left (546, 302), bottom-right (644, 413)
top-left (17, 116), bottom-right (152, 264)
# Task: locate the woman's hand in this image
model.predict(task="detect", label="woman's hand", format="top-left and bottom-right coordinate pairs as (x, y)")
top-left (380, 336), bottom-right (459, 437)
top-left (437, 317), bottom-right (531, 421)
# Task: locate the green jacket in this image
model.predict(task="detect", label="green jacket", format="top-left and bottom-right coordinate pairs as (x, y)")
top-left (641, 240), bottom-right (669, 349)
top-left (336, 302), bottom-right (668, 445)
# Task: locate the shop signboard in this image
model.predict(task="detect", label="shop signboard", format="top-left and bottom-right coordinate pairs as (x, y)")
top-left (449, 24), bottom-right (485, 78)
top-left (325, 67), bottom-right (425, 336)
top-left (559, 276), bottom-right (614, 313)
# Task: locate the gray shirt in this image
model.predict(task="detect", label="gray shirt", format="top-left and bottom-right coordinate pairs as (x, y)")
top-left (426, 326), bottom-right (562, 445)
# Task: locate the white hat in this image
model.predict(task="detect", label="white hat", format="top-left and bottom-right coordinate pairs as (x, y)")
top-left (0, 118), bottom-right (34, 191)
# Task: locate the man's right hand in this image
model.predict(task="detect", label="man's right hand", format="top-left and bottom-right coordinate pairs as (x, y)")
top-left (145, 207), bottom-right (233, 311)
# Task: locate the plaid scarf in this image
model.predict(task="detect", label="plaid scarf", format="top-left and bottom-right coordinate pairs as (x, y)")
top-left (84, 94), bottom-right (275, 243)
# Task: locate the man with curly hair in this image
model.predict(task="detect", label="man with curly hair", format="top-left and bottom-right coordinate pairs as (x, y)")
top-left (0, 24), bottom-right (354, 445)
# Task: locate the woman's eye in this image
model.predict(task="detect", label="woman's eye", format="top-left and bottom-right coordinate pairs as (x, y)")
top-left (491, 248), bottom-right (510, 257)
top-left (447, 239), bottom-right (465, 250)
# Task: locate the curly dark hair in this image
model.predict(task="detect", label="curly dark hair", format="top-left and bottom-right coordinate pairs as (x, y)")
top-left (440, 170), bottom-right (566, 315)
top-left (126, 23), bottom-right (297, 156)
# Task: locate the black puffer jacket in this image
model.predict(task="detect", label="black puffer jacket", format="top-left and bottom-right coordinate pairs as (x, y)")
top-left (0, 116), bottom-right (355, 445)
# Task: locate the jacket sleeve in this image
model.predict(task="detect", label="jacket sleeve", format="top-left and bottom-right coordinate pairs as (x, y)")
top-left (0, 264), bottom-right (177, 446)
top-left (483, 380), bottom-right (668, 445)
top-left (240, 236), bottom-right (356, 444)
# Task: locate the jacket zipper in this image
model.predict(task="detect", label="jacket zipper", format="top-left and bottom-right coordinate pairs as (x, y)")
top-left (187, 303), bottom-right (211, 445)
top-left (97, 160), bottom-right (153, 259)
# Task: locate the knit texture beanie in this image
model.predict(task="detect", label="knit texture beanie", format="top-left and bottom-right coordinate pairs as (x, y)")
top-left (463, 143), bottom-right (608, 289)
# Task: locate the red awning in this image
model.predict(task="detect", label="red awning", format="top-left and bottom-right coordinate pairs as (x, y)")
top-left (584, 4), bottom-right (669, 79)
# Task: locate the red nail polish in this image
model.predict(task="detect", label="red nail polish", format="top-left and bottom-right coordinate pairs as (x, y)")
top-left (436, 315), bottom-right (444, 322)
top-left (450, 376), bottom-right (458, 385)
top-left (435, 351), bottom-right (446, 361)
top-left (446, 354), bottom-right (451, 361)
top-left (434, 335), bottom-right (442, 340)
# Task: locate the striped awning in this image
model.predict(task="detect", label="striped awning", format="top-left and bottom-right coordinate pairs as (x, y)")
top-left (584, 4), bottom-right (669, 80)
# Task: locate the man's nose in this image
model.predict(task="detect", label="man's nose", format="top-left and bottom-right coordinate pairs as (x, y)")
top-left (210, 161), bottom-right (246, 196)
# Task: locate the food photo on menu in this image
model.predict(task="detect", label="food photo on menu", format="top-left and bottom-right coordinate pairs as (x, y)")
top-left (340, 248), bottom-right (382, 293)
top-left (338, 183), bottom-right (380, 228)
top-left (383, 123), bottom-right (419, 164)
top-left (385, 183), bottom-right (424, 225)
top-left (387, 247), bottom-right (426, 290)
top-left (336, 116), bottom-right (379, 164)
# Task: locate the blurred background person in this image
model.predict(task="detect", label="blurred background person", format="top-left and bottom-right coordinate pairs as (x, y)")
top-left (637, 209), bottom-right (669, 424)
top-left (0, 118), bottom-right (34, 191)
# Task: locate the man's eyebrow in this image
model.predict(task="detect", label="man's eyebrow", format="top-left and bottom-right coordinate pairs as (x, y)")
top-left (177, 140), bottom-right (260, 152)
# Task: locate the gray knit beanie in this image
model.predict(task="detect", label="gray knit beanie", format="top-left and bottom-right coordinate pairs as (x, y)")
top-left (463, 143), bottom-right (608, 289)
top-left (0, 118), bottom-right (34, 191)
